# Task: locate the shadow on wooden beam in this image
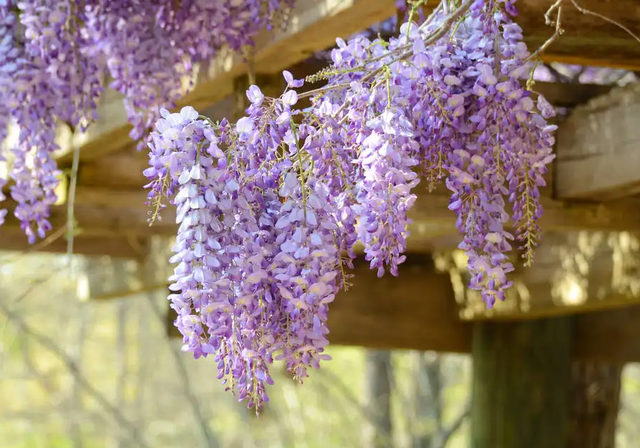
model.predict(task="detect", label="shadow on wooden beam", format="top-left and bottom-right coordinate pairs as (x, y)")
top-left (166, 254), bottom-right (472, 354)
top-left (162, 253), bottom-right (640, 363)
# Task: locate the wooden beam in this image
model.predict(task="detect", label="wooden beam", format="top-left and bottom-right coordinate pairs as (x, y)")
top-left (569, 362), bottom-right (622, 448)
top-left (572, 306), bottom-right (640, 363)
top-left (53, 0), bottom-right (640, 167)
top-left (158, 251), bottom-right (640, 363)
top-left (0, 230), bottom-right (144, 258)
top-left (0, 201), bottom-right (175, 241)
top-left (74, 240), bottom-right (640, 363)
top-left (4, 181), bottom-right (640, 255)
top-left (412, 192), bottom-right (640, 234)
top-left (555, 83), bottom-right (640, 200)
top-left (54, 0), bottom-right (397, 165)
top-left (519, 0), bottom-right (640, 71)
top-left (164, 254), bottom-right (474, 354)
top-left (453, 231), bottom-right (640, 320)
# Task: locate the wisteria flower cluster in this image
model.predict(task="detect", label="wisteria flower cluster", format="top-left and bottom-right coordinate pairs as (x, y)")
top-left (145, 0), bottom-right (557, 411)
top-left (0, 0), bottom-right (294, 243)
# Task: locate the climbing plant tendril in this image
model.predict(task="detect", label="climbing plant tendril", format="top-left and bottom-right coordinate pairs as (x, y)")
top-left (144, 0), bottom-right (557, 411)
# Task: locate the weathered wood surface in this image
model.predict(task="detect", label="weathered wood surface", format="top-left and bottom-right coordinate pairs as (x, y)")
top-left (520, 0), bottom-right (640, 70)
top-left (556, 83), bottom-right (640, 200)
top-left (54, 0), bottom-right (398, 165)
top-left (52, 0), bottom-right (640, 166)
top-left (0, 228), bottom-right (144, 259)
top-left (157, 253), bottom-right (473, 354)
top-left (4, 177), bottom-right (640, 257)
top-left (139, 251), bottom-right (640, 362)
top-left (452, 232), bottom-right (640, 320)
top-left (77, 242), bottom-right (640, 362)
top-left (469, 317), bottom-right (573, 448)
top-left (569, 362), bottom-right (622, 448)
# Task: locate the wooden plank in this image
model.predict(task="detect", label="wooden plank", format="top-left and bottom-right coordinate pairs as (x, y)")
top-left (0, 201), bottom-right (175, 240)
top-left (470, 317), bottom-right (573, 448)
top-left (163, 253), bottom-right (474, 354)
top-left (75, 239), bottom-right (640, 363)
top-left (572, 306), bottom-right (640, 363)
top-left (555, 83), bottom-right (640, 200)
top-left (24, 186), bottom-right (640, 239)
top-left (0, 230), bottom-right (143, 258)
top-left (157, 250), bottom-right (640, 363)
top-left (55, 0), bottom-right (640, 167)
top-left (568, 362), bottom-right (622, 448)
top-left (55, 0), bottom-right (396, 165)
top-left (326, 255), bottom-right (468, 353)
top-left (453, 232), bottom-right (640, 320)
top-left (411, 192), bottom-right (640, 234)
top-left (519, 0), bottom-right (640, 71)
top-left (4, 182), bottom-right (640, 255)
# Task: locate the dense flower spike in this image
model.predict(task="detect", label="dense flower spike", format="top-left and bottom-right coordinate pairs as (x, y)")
top-left (144, 0), bottom-right (559, 410)
top-left (0, 0), bottom-right (294, 242)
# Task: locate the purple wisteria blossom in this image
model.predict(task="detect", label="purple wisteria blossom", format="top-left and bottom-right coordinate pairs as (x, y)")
top-left (0, 0), bottom-right (295, 243)
top-left (145, 0), bottom-right (558, 409)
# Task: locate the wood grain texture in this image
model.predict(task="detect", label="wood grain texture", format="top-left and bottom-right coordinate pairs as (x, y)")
top-left (163, 253), bottom-right (473, 354)
top-left (518, 0), bottom-right (640, 70)
top-left (156, 248), bottom-right (640, 363)
top-left (569, 362), bottom-right (622, 448)
top-left (556, 83), bottom-right (640, 199)
top-left (5, 184), bottom-right (640, 256)
top-left (55, 0), bottom-right (396, 165)
top-left (470, 317), bottom-right (573, 448)
top-left (54, 0), bottom-right (640, 166)
top-left (456, 232), bottom-right (640, 320)
top-left (0, 229), bottom-right (144, 258)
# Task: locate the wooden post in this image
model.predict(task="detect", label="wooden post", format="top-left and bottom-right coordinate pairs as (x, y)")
top-left (569, 362), bottom-right (623, 448)
top-left (470, 317), bottom-right (574, 448)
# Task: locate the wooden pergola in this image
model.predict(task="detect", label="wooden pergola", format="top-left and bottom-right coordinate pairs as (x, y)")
top-left (2, 1), bottom-right (640, 446)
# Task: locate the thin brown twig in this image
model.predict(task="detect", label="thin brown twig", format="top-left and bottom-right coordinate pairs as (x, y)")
top-left (297, 0), bottom-right (473, 101)
top-left (570, 0), bottom-right (640, 45)
top-left (544, 0), bottom-right (565, 26)
top-left (527, 0), bottom-right (565, 62)
top-left (0, 225), bottom-right (67, 265)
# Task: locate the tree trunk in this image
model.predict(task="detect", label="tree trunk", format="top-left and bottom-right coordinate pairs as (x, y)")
top-left (411, 353), bottom-right (442, 448)
top-left (364, 349), bottom-right (394, 448)
top-left (470, 318), bottom-right (573, 448)
top-left (569, 362), bottom-right (623, 448)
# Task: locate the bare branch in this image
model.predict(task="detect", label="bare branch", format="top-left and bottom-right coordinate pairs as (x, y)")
top-left (527, 0), bottom-right (565, 62)
top-left (438, 401), bottom-right (471, 448)
top-left (144, 292), bottom-right (220, 448)
top-left (571, 0), bottom-right (640, 45)
top-left (0, 296), bottom-right (151, 448)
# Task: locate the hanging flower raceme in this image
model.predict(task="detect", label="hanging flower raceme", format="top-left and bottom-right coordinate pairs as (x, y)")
top-left (0, 0), bottom-right (295, 243)
top-left (146, 0), bottom-right (557, 411)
